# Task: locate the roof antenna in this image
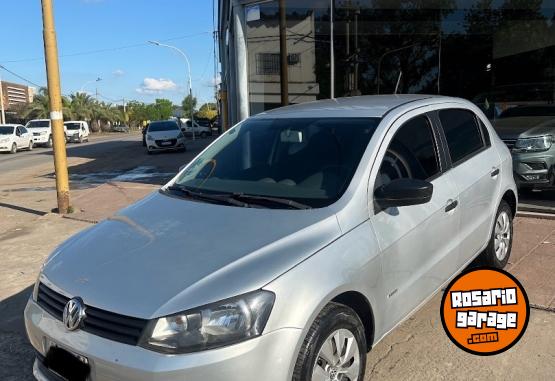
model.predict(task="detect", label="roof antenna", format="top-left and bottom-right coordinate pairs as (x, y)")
top-left (394, 71), bottom-right (403, 95)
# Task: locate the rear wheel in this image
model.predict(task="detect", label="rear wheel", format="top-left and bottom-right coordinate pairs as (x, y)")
top-left (293, 303), bottom-right (366, 381)
top-left (479, 200), bottom-right (513, 269)
top-left (10, 143), bottom-right (17, 154)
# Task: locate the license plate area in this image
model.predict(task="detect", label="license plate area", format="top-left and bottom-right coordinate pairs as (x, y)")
top-left (160, 141), bottom-right (172, 146)
top-left (43, 346), bottom-right (90, 381)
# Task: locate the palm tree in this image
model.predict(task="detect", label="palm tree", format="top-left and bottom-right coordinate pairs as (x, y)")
top-left (68, 93), bottom-right (96, 121)
top-left (21, 87), bottom-right (72, 120)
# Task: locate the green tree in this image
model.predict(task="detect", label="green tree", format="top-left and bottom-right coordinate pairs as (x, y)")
top-left (21, 87), bottom-right (71, 120)
top-left (182, 94), bottom-right (197, 117)
top-left (196, 102), bottom-right (218, 120)
top-left (152, 98), bottom-right (174, 120)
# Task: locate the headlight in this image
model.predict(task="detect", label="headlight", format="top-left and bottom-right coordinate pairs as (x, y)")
top-left (147, 134), bottom-right (154, 141)
top-left (514, 135), bottom-right (553, 152)
top-left (140, 290), bottom-right (275, 354)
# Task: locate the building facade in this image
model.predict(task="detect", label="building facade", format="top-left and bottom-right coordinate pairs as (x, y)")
top-left (218, 0), bottom-right (555, 125)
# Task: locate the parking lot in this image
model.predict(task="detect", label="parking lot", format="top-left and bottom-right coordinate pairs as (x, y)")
top-left (0, 133), bottom-right (553, 380)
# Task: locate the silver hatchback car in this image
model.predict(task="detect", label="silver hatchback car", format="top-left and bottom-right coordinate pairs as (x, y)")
top-left (25, 95), bottom-right (517, 381)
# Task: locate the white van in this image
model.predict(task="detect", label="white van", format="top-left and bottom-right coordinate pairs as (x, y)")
top-left (64, 121), bottom-right (90, 143)
top-left (25, 119), bottom-right (52, 147)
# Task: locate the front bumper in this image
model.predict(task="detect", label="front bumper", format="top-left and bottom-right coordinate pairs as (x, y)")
top-left (66, 134), bottom-right (81, 142)
top-left (147, 139), bottom-right (186, 152)
top-left (0, 142), bottom-right (13, 151)
top-left (512, 151), bottom-right (555, 188)
top-left (25, 298), bottom-right (301, 381)
top-left (33, 134), bottom-right (50, 144)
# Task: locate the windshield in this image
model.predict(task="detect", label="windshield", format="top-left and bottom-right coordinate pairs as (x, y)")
top-left (65, 123), bottom-right (80, 130)
top-left (0, 126), bottom-right (14, 135)
top-left (26, 120), bottom-right (50, 128)
top-left (499, 106), bottom-right (555, 119)
top-left (148, 121), bottom-right (179, 132)
top-left (173, 117), bottom-right (380, 208)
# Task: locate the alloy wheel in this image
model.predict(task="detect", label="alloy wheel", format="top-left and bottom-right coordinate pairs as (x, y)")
top-left (494, 211), bottom-right (511, 261)
top-left (312, 328), bottom-right (360, 381)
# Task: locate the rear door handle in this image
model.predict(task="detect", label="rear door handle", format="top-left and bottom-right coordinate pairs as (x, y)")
top-left (491, 168), bottom-right (500, 177)
top-left (445, 199), bottom-right (458, 213)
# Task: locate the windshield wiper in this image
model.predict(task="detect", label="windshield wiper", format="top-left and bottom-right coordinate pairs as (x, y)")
top-left (228, 193), bottom-right (312, 210)
top-left (165, 185), bottom-right (251, 208)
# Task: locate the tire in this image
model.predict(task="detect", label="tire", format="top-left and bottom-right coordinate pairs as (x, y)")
top-left (28, 140), bottom-right (33, 151)
top-left (46, 135), bottom-right (53, 148)
top-left (293, 303), bottom-right (366, 381)
top-left (478, 200), bottom-right (513, 269)
top-left (78, 135), bottom-right (83, 144)
top-left (10, 143), bottom-right (17, 154)
top-left (200, 132), bottom-right (208, 139)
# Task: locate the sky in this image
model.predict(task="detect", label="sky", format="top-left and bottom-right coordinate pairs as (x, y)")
top-left (0, 0), bottom-right (219, 107)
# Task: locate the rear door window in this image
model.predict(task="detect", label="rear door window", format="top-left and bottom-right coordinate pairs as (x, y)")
top-left (438, 109), bottom-right (485, 164)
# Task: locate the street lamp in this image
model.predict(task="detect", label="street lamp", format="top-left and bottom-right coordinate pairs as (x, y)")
top-left (80, 77), bottom-right (102, 95)
top-left (148, 40), bottom-right (196, 140)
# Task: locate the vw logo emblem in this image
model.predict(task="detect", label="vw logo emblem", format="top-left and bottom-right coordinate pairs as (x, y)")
top-left (62, 297), bottom-right (86, 331)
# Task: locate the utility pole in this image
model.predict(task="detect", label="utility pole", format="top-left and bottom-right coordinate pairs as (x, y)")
top-left (41, 0), bottom-right (70, 214)
top-left (0, 73), bottom-right (5, 124)
top-left (279, 0), bottom-right (289, 106)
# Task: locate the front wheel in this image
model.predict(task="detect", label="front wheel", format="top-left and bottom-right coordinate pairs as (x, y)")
top-left (293, 303), bottom-right (366, 381)
top-left (10, 143), bottom-right (17, 154)
top-left (46, 135), bottom-right (53, 148)
top-left (479, 200), bottom-right (513, 269)
top-left (28, 140), bottom-right (33, 151)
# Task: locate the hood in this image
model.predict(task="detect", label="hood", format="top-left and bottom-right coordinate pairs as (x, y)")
top-left (493, 116), bottom-right (555, 139)
top-left (41, 192), bottom-right (341, 319)
top-left (148, 130), bottom-right (182, 140)
top-left (27, 127), bottom-right (51, 134)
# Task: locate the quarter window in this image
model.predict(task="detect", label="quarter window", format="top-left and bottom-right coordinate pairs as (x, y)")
top-left (439, 109), bottom-right (485, 164)
top-left (377, 116), bottom-right (440, 188)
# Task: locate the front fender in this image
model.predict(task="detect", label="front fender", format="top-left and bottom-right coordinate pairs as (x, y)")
top-left (263, 219), bottom-right (384, 348)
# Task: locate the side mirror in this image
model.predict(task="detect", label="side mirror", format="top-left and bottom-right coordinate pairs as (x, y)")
top-left (374, 178), bottom-right (433, 210)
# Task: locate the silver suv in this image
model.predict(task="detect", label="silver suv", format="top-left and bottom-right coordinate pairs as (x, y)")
top-left (25, 95), bottom-right (517, 381)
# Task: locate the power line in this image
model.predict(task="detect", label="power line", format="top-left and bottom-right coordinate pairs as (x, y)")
top-left (0, 31), bottom-right (213, 64)
top-left (0, 64), bottom-right (44, 88)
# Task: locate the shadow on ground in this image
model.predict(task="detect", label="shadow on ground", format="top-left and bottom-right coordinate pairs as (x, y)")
top-left (0, 285), bottom-right (35, 381)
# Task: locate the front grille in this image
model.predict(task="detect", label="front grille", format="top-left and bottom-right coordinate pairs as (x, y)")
top-left (33, 132), bottom-right (41, 137)
top-left (523, 162), bottom-right (547, 171)
top-left (502, 139), bottom-right (517, 150)
top-left (155, 139), bottom-right (177, 147)
top-left (37, 283), bottom-right (148, 346)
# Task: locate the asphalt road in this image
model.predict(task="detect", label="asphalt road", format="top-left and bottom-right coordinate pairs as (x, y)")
top-left (0, 133), bottom-right (215, 186)
top-left (0, 134), bottom-right (133, 173)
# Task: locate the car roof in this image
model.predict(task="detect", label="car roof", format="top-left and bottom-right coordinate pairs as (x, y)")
top-left (252, 95), bottom-right (463, 119)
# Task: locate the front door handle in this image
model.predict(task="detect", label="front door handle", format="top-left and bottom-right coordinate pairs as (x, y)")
top-left (445, 199), bottom-right (458, 213)
top-left (491, 168), bottom-right (500, 177)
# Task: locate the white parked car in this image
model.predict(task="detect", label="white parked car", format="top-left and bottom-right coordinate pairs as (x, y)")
top-left (64, 121), bottom-right (90, 143)
top-left (0, 124), bottom-right (34, 153)
top-left (180, 118), bottom-right (212, 138)
top-left (25, 119), bottom-right (53, 147)
top-left (145, 120), bottom-right (186, 154)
